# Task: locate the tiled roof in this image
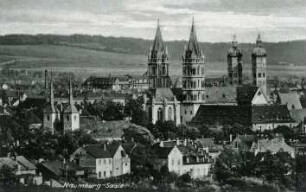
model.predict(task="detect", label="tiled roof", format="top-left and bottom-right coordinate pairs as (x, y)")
top-left (278, 92), bottom-right (302, 110)
top-left (205, 86), bottom-right (237, 104)
top-left (149, 88), bottom-right (176, 101)
top-left (252, 105), bottom-right (295, 124)
top-left (237, 85), bottom-right (259, 105)
top-left (83, 143), bottom-right (123, 159)
top-left (250, 136), bottom-right (294, 155)
top-left (0, 156), bottom-right (36, 172)
top-left (41, 160), bottom-right (82, 176)
top-left (192, 105), bottom-right (252, 126)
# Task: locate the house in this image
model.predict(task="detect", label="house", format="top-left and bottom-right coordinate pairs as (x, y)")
top-left (0, 155), bottom-right (38, 184)
top-left (250, 135), bottom-right (295, 158)
top-left (152, 141), bottom-right (212, 179)
top-left (70, 143), bottom-right (130, 179)
top-left (38, 160), bottom-right (84, 181)
top-left (276, 92), bottom-right (302, 110)
top-left (251, 105), bottom-right (297, 131)
top-left (228, 134), bottom-right (256, 152)
top-left (194, 138), bottom-right (224, 160)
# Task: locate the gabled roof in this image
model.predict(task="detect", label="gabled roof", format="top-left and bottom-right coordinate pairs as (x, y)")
top-left (278, 92), bottom-right (302, 110)
top-left (63, 104), bottom-right (78, 113)
top-left (149, 88), bottom-right (176, 101)
top-left (205, 86), bottom-right (237, 104)
top-left (252, 105), bottom-right (296, 124)
top-left (250, 136), bottom-right (294, 155)
top-left (237, 85), bottom-right (259, 105)
top-left (83, 143), bottom-right (123, 159)
top-left (0, 156), bottom-right (36, 172)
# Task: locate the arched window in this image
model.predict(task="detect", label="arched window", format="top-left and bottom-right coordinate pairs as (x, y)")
top-left (168, 107), bottom-right (173, 121)
top-left (157, 108), bottom-right (163, 121)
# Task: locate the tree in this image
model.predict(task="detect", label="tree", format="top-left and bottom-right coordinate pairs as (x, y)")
top-left (0, 165), bottom-right (16, 185)
top-left (103, 101), bottom-right (124, 121)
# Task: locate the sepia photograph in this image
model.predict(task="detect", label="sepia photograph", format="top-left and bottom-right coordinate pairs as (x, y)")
top-left (0, 0), bottom-right (305, 191)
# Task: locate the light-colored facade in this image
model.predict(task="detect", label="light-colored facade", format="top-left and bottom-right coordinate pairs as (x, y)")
top-left (252, 33), bottom-right (267, 96)
top-left (71, 144), bottom-right (131, 179)
top-left (181, 18), bottom-right (206, 123)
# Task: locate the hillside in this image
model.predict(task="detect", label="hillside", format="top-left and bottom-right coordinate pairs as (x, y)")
top-left (0, 34), bottom-right (305, 66)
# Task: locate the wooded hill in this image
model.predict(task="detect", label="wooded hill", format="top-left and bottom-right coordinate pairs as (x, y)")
top-left (0, 34), bottom-right (305, 65)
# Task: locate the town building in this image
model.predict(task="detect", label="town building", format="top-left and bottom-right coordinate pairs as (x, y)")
top-left (0, 155), bottom-right (40, 185)
top-left (152, 140), bottom-right (212, 179)
top-left (70, 143), bottom-right (131, 179)
top-left (250, 134), bottom-right (295, 158)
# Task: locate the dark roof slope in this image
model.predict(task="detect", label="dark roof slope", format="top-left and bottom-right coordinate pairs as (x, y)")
top-left (252, 105), bottom-right (296, 124)
top-left (237, 85), bottom-right (258, 105)
top-left (192, 105), bottom-right (252, 126)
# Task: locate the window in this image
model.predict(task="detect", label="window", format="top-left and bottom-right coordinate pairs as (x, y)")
top-left (168, 107), bottom-right (173, 121)
top-left (103, 171), bottom-right (106, 177)
top-left (157, 108), bottom-right (163, 121)
top-left (190, 110), bottom-right (193, 115)
top-left (47, 115), bottom-right (50, 121)
top-left (99, 159), bottom-right (101, 165)
top-left (172, 159), bottom-right (174, 165)
top-left (109, 159), bottom-right (112, 164)
top-left (263, 73), bottom-right (265, 77)
top-left (235, 142), bottom-right (238, 149)
top-left (98, 172), bottom-right (101, 178)
top-left (185, 110), bottom-right (187, 115)
top-left (178, 160), bottom-right (180, 165)
top-left (258, 73), bottom-right (261, 78)
top-left (74, 115), bottom-right (77, 120)
top-left (66, 115), bottom-right (69, 121)
top-left (110, 171), bottom-right (112, 176)
top-left (104, 159), bottom-right (106, 164)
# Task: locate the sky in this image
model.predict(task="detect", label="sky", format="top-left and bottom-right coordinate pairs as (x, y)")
top-left (0, 0), bottom-right (305, 42)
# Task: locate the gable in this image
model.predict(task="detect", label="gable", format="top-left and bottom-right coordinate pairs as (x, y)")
top-left (252, 88), bottom-right (268, 105)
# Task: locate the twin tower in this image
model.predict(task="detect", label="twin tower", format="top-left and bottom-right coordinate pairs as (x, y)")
top-left (148, 18), bottom-right (267, 93)
top-left (147, 18), bottom-right (267, 123)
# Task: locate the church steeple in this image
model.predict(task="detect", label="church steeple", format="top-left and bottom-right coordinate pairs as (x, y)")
top-left (50, 75), bottom-right (55, 112)
top-left (69, 76), bottom-right (73, 106)
top-left (181, 16), bottom-right (206, 123)
top-left (227, 34), bottom-right (243, 85)
top-left (232, 34), bottom-right (238, 48)
top-left (148, 19), bottom-right (171, 89)
top-left (256, 33), bottom-right (263, 47)
top-left (186, 16), bottom-right (202, 58)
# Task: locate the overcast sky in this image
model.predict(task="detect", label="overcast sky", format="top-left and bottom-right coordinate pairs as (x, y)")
top-left (0, 0), bottom-right (305, 42)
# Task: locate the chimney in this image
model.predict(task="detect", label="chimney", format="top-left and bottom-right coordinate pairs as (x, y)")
top-left (176, 138), bottom-right (180, 146)
top-left (184, 139), bottom-right (187, 146)
top-left (160, 141), bottom-right (164, 147)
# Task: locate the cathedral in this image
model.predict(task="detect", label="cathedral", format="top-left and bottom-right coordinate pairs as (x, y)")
top-left (143, 18), bottom-right (269, 125)
top-left (43, 76), bottom-right (80, 134)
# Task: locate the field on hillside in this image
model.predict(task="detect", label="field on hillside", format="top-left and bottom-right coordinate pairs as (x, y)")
top-left (0, 45), bottom-right (305, 77)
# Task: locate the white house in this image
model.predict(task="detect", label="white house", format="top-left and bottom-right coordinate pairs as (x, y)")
top-left (70, 143), bottom-right (130, 179)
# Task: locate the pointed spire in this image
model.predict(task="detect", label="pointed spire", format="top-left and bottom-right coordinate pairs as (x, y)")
top-left (232, 34), bottom-right (238, 47)
top-left (187, 16), bottom-right (201, 57)
top-left (256, 32), bottom-right (262, 47)
top-left (151, 19), bottom-right (165, 54)
top-left (50, 73), bottom-right (55, 112)
top-left (69, 76), bottom-right (73, 106)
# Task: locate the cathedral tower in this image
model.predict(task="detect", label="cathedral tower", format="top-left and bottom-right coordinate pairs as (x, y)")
top-left (227, 34), bottom-right (243, 85)
top-left (181, 17), bottom-right (205, 123)
top-left (252, 33), bottom-right (267, 96)
top-left (148, 20), bottom-right (171, 89)
top-left (63, 77), bottom-right (80, 132)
